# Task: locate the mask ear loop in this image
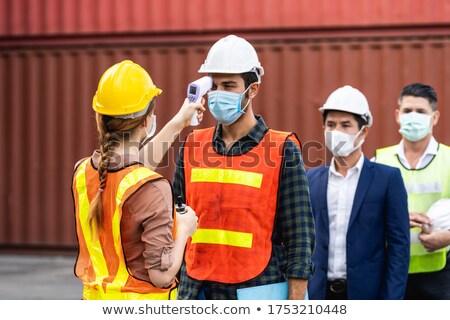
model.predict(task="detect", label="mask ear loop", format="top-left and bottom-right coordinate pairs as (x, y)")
top-left (353, 125), bottom-right (366, 148)
top-left (139, 114), bottom-right (156, 150)
top-left (429, 112), bottom-right (435, 132)
top-left (240, 83), bottom-right (255, 113)
top-left (357, 125), bottom-right (366, 136)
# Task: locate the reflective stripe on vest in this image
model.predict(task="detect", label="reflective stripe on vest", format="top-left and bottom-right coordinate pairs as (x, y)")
top-left (191, 168), bottom-right (263, 188)
top-left (191, 228), bottom-right (253, 248)
top-left (183, 127), bottom-right (301, 283)
top-left (375, 144), bottom-right (450, 273)
top-left (73, 158), bottom-right (177, 299)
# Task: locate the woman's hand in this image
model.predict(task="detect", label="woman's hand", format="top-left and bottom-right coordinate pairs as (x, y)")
top-left (172, 98), bottom-right (206, 129)
top-left (148, 205), bottom-right (198, 288)
top-left (176, 206), bottom-right (198, 238)
top-left (139, 98), bottom-right (206, 170)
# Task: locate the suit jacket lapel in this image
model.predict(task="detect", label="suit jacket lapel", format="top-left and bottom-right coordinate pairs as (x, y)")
top-left (317, 167), bottom-right (330, 235)
top-left (348, 158), bottom-right (374, 229)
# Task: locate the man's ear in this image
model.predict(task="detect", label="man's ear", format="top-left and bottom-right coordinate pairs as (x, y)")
top-left (432, 110), bottom-right (440, 126)
top-left (354, 125), bottom-right (369, 147)
top-left (248, 83), bottom-right (260, 99)
top-left (362, 125), bottom-right (370, 138)
top-left (395, 109), bottom-right (400, 125)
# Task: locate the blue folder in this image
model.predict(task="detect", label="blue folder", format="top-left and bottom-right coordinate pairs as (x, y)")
top-left (236, 282), bottom-right (309, 300)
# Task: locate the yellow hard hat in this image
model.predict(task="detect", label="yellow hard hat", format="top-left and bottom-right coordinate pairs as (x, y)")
top-left (92, 60), bottom-right (162, 118)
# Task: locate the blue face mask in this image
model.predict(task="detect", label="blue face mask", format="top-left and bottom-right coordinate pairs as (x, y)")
top-left (207, 85), bottom-right (252, 125)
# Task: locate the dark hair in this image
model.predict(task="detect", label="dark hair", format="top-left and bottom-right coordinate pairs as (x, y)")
top-left (241, 71), bottom-right (259, 97)
top-left (398, 83), bottom-right (437, 111)
top-left (88, 99), bottom-right (155, 234)
top-left (322, 110), bottom-right (366, 130)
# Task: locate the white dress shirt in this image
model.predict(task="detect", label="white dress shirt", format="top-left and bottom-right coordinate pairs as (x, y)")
top-left (396, 136), bottom-right (438, 169)
top-left (327, 154), bottom-right (365, 280)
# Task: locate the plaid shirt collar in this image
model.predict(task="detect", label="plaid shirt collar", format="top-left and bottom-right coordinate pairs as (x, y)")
top-left (212, 114), bottom-right (268, 145)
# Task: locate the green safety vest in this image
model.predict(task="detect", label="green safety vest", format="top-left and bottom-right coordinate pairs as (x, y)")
top-left (375, 143), bottom-right (450, 274)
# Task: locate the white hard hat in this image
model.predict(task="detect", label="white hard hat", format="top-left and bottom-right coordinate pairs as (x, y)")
top-left (426, 199), bottom-right (450, 230)
top-left (319, 85), bottom-right (373, 126)
top-left (198, 35), bottom-right (264, 83)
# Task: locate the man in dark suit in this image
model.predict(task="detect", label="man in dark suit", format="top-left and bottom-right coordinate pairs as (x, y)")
top-left (307, 85), bottom-right (410, 300)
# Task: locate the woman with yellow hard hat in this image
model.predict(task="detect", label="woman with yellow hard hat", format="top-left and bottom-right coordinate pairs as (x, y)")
top-left (72, 60), bottom-right (203, 299)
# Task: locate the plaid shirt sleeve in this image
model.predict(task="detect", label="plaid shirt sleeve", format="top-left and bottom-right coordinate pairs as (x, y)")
top-left (278, 139), bottom-right (315, 280)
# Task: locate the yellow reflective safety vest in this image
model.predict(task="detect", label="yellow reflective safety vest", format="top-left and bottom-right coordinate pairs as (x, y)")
top-left (375, 143), bottom-right (450, 274)
top-left (72, 158), bottom-right (177, 299)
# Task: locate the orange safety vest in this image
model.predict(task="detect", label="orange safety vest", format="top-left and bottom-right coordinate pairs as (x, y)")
top-left (183, 127), bottom-right (301, 284)
top-left (72, 158), bottom-right (177, 299)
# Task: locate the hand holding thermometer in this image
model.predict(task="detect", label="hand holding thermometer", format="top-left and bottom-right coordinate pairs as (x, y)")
top-left (176, 196), bottom-right (187, 214)
top-left (187, 76), bottom-right (213, 126)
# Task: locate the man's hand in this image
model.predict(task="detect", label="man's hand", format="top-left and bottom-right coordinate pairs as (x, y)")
top-left (288, 278), bottom-right (308, 300)
top-left (418, 230), bottom-right (450, 252)
top-left (409, 212), bottom-right (432, 228)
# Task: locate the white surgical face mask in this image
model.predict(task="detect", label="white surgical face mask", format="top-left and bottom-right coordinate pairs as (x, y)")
top-left (325, 126), bottom-right (365, 157)
top-left (399, 112), bottom-right (433, 142)
top-left (140, 114), bottom-right (156, 147)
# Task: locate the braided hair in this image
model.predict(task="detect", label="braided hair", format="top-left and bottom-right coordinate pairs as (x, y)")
top-left (88, 100), bottom-right (155, 234)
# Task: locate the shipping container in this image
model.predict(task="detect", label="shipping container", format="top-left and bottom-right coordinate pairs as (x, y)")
top-left (1, 33), bottom-right (450, 250)
top-left (2, 0), bottom-right (450, 251)
top-left (2, 0), bottom-right (450, 37)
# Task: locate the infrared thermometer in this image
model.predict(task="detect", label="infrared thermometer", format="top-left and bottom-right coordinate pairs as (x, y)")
top-left (187, 76), bottom-right (213, 126)
top-left (176, 196), bottom-right (187, 215)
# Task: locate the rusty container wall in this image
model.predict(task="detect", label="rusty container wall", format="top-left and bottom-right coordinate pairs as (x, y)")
top-left (257, 38), bottom-right (450, 168)
top-left (1, 34), bottom-right (450, 249)
top-left (2, 0), bottom-right (450, 36)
